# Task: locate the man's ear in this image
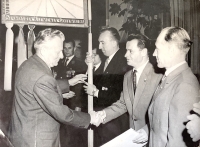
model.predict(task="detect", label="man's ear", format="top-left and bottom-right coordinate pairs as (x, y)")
top-left (169, 43), bottom-right (176, 58)
top-left (111, 40), bottom-right (117, 47)
top-left (141, 48), bottom-right (148, 56)
top-left (40, 46), bottom-right (47, 57)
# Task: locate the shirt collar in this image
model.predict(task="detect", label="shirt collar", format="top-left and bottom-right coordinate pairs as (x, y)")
top-left (133, 60), bottom-right (149, 74)
top-left (165, 61), bottom-right (186, 76)
top-left (67, 55), bottom-right (74, 61)
top-left (94, 61), bottom-right (101, 69)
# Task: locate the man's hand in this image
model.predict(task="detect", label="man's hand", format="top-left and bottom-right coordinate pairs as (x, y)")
top-left (62, 91), bottom-right (75, 99)
top-left (85, 52), bottom-right (95, 64)
top-left (186, 114), bottom-right (200, 142)
top-left (132, 129), bottom-right (148, 144)
top-left (68, 74), bottom-right (87, 86)
top-left (193, 101), bottom-right (200, 114)
top-left (89, 111), bottom-right (106, 127)
top-left (83, 82), bottom-right (98, 96)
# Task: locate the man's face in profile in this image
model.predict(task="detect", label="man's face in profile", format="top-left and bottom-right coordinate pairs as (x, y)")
top-left (45, 37), bottom-right (64, 67)
top-left (154, 30), bottom-right (171, 68)
top-left (63, 42), bottom-right (75, 57)
top-left (125, 39), bottom-right (144, 68)
top-left (98, 31), bottom-right (116, 57)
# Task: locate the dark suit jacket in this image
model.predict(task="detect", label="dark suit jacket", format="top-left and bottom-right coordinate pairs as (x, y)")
top-left (54, 56), bottom-right (87, 109)
top-left (93, 62), bottom-right (104, 107)
top-left (55, 56), bottom-right (87, 79)
top-left (93, 62), bottom-right (104, 85)
top-left (104, 62), bottom-right (162, 131)
top-left (8, 55), bottom-right (90, 147)
top-left (96, 49), bottom-right (131, 107)
top-left (148, 63), bottom-right (200, 147)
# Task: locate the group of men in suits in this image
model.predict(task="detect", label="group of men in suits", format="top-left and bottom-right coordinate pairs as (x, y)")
top-left (7, 25), bottom-right (200, 147)
top-left (89, 27), bottom-right (200, 147)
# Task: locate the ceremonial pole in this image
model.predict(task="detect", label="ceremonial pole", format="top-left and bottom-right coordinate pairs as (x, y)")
top-left (4, 23), bottom-right (14, 91)
top-left (87, 0), bottom-right (94, 147)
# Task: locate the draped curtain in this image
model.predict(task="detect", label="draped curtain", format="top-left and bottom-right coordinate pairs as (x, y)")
top-left (169, 0), bottom-right (200, 80)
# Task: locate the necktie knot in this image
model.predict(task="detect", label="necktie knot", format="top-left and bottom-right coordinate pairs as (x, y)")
top-left (64, 58), bottom-right (69, 66)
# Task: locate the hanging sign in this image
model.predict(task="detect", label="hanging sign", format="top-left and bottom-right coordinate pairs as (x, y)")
top-left (1, 0), bottom-right (88, 27)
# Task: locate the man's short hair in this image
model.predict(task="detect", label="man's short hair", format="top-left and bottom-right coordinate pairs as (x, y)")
top-left (163, 27), bottom-right (192, 52)
top-left (34, 28), bottom-right (65, 50)
top-left (64, 38), bottom-right (75, 48)
top-left (127, 34), bottom-right (149, 50)
top-left (100, 27), bottom-right (120, 43)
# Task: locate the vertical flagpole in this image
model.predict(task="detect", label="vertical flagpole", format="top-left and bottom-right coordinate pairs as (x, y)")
top-left (4, 23), bottom-right (14, 91)
top-left (87, 0), bottom-right (94, 147)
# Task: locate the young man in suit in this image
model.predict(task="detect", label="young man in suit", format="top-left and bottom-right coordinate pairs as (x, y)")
top-left (93, 34), bottom-right (162, 146)
top-left (8, 28), bottom-right (101, 147)
top-left (84, 27), bottom-right (131, 145)
top-left (55, 39), bottom-right (87, 79)
top-left (134, 27), bottom-right (200, 147)
top-left (54, 38), bottom-right (87, 110)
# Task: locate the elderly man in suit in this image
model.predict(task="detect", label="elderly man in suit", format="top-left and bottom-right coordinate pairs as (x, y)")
top-left (93, 34), bottom-right (162, 145)
top-left (134, 27), bottom-right (200, 147)
top-left (186, 100), bottom-right (200, 143)
top-left (8, 28), bottom-right (101, 147)
top-left (84, 27), bottom-right (131, 145)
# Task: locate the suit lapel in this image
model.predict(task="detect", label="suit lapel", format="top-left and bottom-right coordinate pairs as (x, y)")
top-left (133, 63), bottom-right (150, 111)
top-left (153, 63), bottom-right (189, 101)
top-left (165, 63), bottom-right (188, 86)
top-left (67, 56), bottom-right (75, 67)
top-left (103, 49), bottom-right (120, 73)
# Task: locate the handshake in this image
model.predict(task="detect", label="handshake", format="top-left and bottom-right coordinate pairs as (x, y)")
top-left (89, 110), bottom-right (106, 127)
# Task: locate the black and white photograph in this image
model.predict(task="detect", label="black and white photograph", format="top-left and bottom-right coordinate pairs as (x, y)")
top-left (0, 0), bottom-right (199, 147)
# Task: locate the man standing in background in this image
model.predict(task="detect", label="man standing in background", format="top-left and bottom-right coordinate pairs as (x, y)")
top-left (54, 38), bottom-right (87, 79)
top-left (84, 27), bottom-right (131, 146)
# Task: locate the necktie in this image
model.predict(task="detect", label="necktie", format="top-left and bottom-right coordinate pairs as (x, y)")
top-left (104, 58), bottom-right (109, 72)
top-left (133, 70), bottom-right (137, 94)
top-left (64, 58), bottom-right (69, 66)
